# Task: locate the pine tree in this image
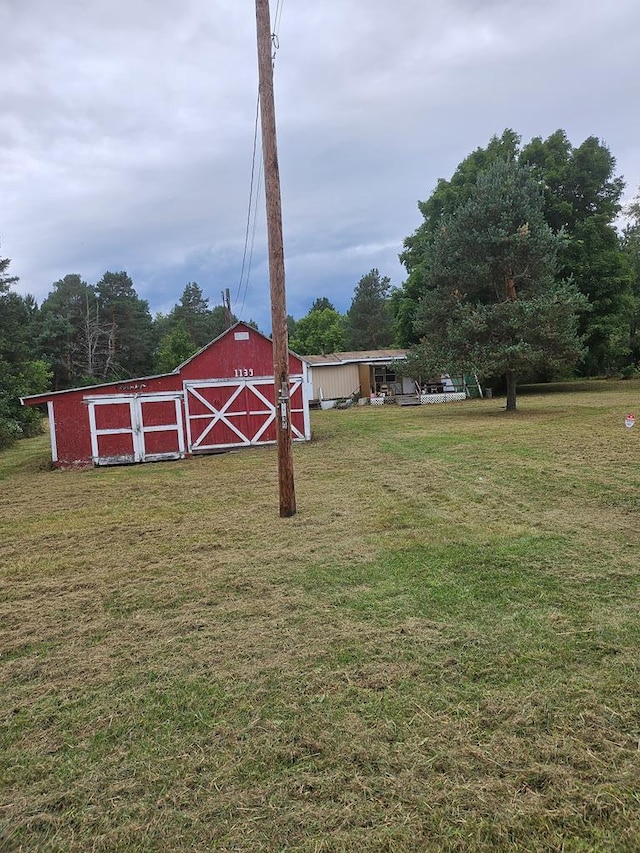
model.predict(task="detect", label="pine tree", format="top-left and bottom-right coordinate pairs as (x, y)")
top-left (409, 159), bottom-right (588, 410)
top-left (345, 270), bottom-right (393, 350)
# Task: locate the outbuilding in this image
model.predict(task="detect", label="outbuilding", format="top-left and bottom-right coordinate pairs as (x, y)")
top-left (21, 322), bottom-right (311, 468)
top-left (304, 349), bottom-right (412, 406)
top-left (304, 350), bottom-right (480, 407)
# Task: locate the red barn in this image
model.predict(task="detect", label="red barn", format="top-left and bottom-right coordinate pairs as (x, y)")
top-left (21, 323), bottom-right (311, 468)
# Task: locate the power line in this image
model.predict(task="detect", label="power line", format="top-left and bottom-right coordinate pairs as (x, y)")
top-left (233, 0), bottom-right (285, 322)
top-left (233, 93), bottom-right (261, 313)
top-left (238, 156), bottom-right (263, 319)
top-left (273, 0), bottom-right (285, 37)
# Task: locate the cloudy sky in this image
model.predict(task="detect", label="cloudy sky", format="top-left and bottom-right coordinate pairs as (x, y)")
top-left (2, 0), bottom-right (639, 331)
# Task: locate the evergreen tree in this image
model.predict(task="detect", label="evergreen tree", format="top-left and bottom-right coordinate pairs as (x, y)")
top-left (0, 250), bottom-right (51, 447)
top-left (156, 282), bottom-right (236, 352)
top-left (309, 297), bottom-right (336, 313)
top-left (408, 159), bottom-right (588, 411)
top-left (344, 270), bottom-right (393, 350)
top-left (396, 129), bottom-right (631, 375)
top-left (37, 274), bottom-right (97, 388)
top-left (621, 188), bottom-right (640, 370)
top-left (37, 271), bottom-right (154, 385)
top-left (96, 271), bottom-right (154, 379)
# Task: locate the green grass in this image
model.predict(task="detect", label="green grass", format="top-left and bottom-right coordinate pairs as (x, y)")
top-left (1, 380), bottom-right (639, 852)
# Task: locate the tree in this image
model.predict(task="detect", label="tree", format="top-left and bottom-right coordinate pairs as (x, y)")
top-left (309, 297), bottom-right (336, 313)
top-left (36, 271), bottom-right (154, 385)
top-left (37, 274), bottom-right (96, 388)
top-left (289, 306), bottom-right (345, 355)
top-left (621, 188), bottom-right (640, 370)
top-left (396, 129), bottom-right (631, 375)
top-left (344, 269), bottom-right (393, 350)
top-left (0, 250), bottom-right (52, 448)
top-left (409, 159), bottom-right (588, 411)
top-left (172, 282), bottom-right (213, 348)
top-left (286, 314), bottom-right (298, 341)
top-left (154, 321), bottom-right (197, 373)
top-left (96, 271), bottom-right (154, 379)
top-left (0, 253), bottom-right (19, 294)
top-left (395, 130), bottom-right (522, 344)
top-left (521, 132), bottom-right (631, 374)
top-left (289, 296), bottom-right (345, 354)
top-left (155, 282), bottom-right (237, 355)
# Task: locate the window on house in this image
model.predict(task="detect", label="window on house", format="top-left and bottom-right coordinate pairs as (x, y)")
top-left (374, 365), bottom-right (397, 394)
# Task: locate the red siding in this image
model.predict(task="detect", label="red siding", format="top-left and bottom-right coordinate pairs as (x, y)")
top-left (181, 327), bottom-right (303, 381)
top-left (22, 323), bottom-right (309, 468)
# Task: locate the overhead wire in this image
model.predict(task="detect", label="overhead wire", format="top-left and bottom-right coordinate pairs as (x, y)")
top-left (238, 158), bottom-right (264, 319)
top-left (233, 0), bottom-right (285, 321)
top-left (234, 94), bottom-right (261, 314)
top-left (273, 0), bottom-right (285, 36)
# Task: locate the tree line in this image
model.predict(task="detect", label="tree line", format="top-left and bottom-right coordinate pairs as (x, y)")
top-left (0, 272), bottom-right (241, 448)
top-left (2, 127), bottom-right (639, 445)
top-left (0, 256), bottom-right (396, 450)
top-left (291, 128), bottom-right (639, 409)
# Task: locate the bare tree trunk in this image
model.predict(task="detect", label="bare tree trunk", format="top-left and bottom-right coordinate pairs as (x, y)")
top-left (102, 322), bottom-right (117, 379)
top-left (506, 368), bottom-right (517, 411)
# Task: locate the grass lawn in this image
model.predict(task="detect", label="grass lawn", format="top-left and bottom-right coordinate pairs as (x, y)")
top-left (1, 380), bottom-right (639, 852)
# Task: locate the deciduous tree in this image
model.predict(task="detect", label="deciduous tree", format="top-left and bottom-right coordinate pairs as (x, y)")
top-left (289, 299), bottom-right (345, 355)
top-left (521, 132), bottom-right (631, 373)
top-left (154, 321), bottom-right (197, 373)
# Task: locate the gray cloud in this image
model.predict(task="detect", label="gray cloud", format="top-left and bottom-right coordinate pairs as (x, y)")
top-left (2, 0), bottom-right (639, 330)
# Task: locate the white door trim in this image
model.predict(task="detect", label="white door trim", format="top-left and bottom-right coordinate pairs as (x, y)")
top-left (86, 393), bottom-right (185, 465)
top-left (184, 377), bottom-right (306, 452)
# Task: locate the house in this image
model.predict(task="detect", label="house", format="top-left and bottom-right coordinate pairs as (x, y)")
top-left (303, 350), bottom-right (480, 407)
top-left (304, 349), bottom-right (413, 406)
top-left (21, 322), bottom-right (311, 468)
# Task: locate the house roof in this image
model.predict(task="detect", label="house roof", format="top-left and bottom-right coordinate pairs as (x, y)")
top-left (303, 349), bottom-right (408, 367)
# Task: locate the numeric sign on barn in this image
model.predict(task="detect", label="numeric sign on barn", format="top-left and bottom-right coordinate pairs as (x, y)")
top-left (21, 323), bottom-right (311, 468)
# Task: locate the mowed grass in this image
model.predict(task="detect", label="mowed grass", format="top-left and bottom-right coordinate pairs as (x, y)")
top-left (1, 381), bottom-right (639, 852)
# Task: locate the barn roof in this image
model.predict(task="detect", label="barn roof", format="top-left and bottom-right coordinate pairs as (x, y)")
top-left (303, 349), bottom-right (408, 367)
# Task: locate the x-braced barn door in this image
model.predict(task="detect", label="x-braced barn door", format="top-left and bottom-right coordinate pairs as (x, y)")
top-left (87, 394), bottom-right (185, 465)
top-left (184, 378), bottom-right (305, 452)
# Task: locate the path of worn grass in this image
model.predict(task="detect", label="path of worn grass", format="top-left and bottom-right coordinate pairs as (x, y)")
top-left (1, 381), bottom-right (639, 852)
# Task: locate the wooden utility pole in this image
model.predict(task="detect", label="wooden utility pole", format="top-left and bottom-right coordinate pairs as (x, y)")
top-left (221, 287), bottom-right (232, 328)
top-left (255, 0), bottom-right (296, 517)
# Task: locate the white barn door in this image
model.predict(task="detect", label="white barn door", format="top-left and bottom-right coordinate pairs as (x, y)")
top-left (184, 378), bottom-right (306, 453)
top-left (87, 394), bottom-right (185, 465)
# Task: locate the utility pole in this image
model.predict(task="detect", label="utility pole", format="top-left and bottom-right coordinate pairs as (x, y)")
top-left (255, 0), bottom-right (296, 517)
top-left (221, 287), bottom-right (232, 328)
